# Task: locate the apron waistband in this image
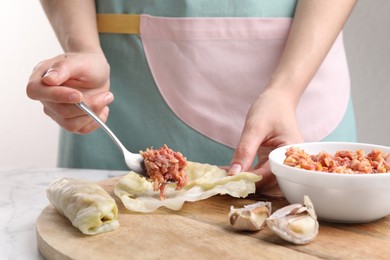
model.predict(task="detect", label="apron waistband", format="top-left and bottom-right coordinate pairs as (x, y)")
top-left (97, 14), bottom-right (140, 34)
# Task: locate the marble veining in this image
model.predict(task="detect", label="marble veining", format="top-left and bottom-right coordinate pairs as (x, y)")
top-left (0, 167), bottom-right (127, 260)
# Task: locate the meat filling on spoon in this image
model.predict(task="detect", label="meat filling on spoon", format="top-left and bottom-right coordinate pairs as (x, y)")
top-left (140, 144), bottom-right (188, 199)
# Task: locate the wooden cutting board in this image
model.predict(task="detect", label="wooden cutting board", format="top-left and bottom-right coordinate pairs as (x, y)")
top-left (36, 177), bottom-right (390, 259)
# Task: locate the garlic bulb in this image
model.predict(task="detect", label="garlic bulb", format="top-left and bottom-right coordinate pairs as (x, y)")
top-left (266, 196), bottom-right (319, 244)
top-left (229, 201), bottom-right (271, 231)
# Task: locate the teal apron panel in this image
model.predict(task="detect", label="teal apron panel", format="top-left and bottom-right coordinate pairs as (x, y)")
top-left (322, 98), bottom-right (357, 142)
top-left (96, 0), bottom-right (298, 18)
top-left (58, 0), bottom-right (356, 170)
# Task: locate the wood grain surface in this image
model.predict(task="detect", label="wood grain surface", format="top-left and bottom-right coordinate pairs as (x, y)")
top-left (36, 177), bottom-right (390, 260)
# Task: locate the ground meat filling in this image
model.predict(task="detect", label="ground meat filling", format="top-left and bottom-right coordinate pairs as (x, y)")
top-left (140, 144), bottom-right (188, 199)
top-left (284, 147), bottom-right (390, 174)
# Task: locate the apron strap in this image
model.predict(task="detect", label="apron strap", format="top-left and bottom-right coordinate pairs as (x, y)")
top-left (97, 14), bottom-right (140, 34)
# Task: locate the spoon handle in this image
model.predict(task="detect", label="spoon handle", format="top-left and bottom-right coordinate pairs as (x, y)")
top-left (75, 102), bottom-right (127, 154)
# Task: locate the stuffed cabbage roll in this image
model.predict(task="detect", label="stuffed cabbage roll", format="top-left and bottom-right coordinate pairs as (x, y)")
top-left (46, 178), bottom-right (119, 235)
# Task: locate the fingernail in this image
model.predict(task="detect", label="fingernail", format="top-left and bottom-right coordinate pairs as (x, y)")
top-left (43, 69), bottom-right (59, 79)
top-left (104, 92), bottom-right (114, 104)
top-left (68, 93), bottom-right (81, 102)
top-left (229, 163), bottom-right (242, 175)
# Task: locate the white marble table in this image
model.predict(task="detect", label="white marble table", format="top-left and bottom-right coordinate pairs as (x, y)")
top-left (0, 167), bottom-right (127, 260)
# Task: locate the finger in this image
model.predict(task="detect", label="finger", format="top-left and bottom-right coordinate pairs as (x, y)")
top-left (252, 161), bottom-right (278, 191)
top-left (40, 54), bottom-right (78, 87)
top-left (44, 105), bottom-right (110, 134)
top-left (229, 123), bottom-right (267, 174)
top-left (27, 61), bottom-right (82, 103)
top-left (77, 107), bottom-right (110, 134)
top-left (42, 101), bottom-right (86, 119)
top-left (42, 91), bottom-right (114, 125)
top-left (43, 104), bottom-right (93, 133)
top-left (76, 106), bottom-right (110, 134)
top-left (256, 146), bottom-right (275, 167)
top-left (41, 53), bottom-right (107, 90)
top-left (44, 91), bottom-right (114, 119)
top-left (84, 91), bottom-right (115, 110)
top-left (27, 83), bottom-right (83, 103)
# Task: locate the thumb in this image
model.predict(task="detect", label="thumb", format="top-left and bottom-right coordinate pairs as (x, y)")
top-left (42, 54), bottom-right (80, 86)
top-left (38, 60), bottom-right (83, 103)
top-left (42, 64), bottom-right (69, 86)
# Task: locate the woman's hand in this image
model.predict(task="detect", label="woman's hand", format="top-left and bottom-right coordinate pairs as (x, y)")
top-left (229, 88), bottom-right (304, 190)
top-left (27, 0), bottom-right (108, 134)
top-left (229, 0), bottom-right (356, 191)
top-left (26, 52), bottom-right (113, 134)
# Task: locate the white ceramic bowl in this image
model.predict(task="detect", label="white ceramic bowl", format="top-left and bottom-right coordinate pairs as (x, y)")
top-left (269, 142), bottom-right (390, 223)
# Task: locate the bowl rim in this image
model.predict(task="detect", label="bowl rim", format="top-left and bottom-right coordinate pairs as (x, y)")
top-left (269, 141), bottom-right (390, 179)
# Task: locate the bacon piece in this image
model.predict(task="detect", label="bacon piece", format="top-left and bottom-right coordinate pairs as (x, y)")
top-left (283, 147), bottom-right (389, 174)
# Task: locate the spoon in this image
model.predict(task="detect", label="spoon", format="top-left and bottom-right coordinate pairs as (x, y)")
top-left (76, 102), bottom-right (147, 176)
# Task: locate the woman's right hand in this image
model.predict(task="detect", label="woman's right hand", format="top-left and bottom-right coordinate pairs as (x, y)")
top-left (26, 51), bottom-right (113, 134)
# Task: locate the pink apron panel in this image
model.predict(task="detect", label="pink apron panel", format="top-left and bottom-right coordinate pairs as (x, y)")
top-left (140, 15), bottom-right (350, 148)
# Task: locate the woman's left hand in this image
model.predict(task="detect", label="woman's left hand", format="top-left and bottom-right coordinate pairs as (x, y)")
top-left (229, 87), bottom-right (304, 190)
top-left (229, 0), bottom-right (357, 191)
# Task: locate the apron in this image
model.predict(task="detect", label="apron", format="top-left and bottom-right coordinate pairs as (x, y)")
top-left (58, 0), bottom-right (356, 170)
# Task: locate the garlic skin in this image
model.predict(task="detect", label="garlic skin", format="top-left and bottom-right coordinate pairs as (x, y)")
top-left (229, 201), bottom-right (271, 231)
top-left (266, 196), bottom-right (319, 244)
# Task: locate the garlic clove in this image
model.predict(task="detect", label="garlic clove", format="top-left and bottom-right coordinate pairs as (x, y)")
top-left (229, 201), bottom-right (271, 231)
top-left (266, 195), bottom-right (319, 244)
